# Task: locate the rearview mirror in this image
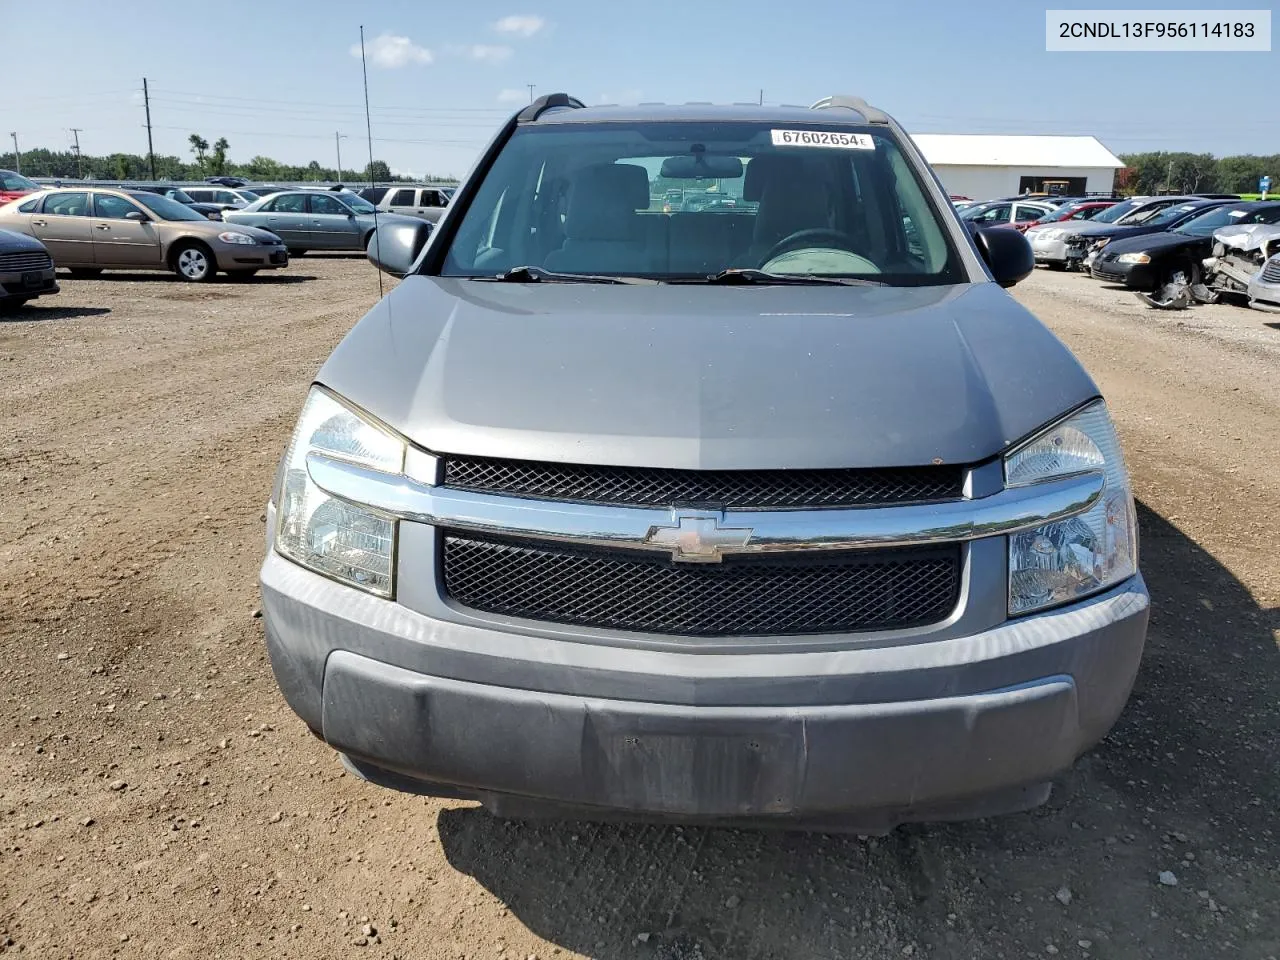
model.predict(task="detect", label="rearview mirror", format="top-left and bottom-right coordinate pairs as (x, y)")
top-left (367, 218), bottom-right (433, 277)
top-left (659, 155), bottom-right (744, 180)
top-left (972, 226), bottom-right (1034, 288)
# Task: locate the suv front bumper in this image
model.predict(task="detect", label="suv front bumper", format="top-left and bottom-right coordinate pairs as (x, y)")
top-left (260, 536), bottom-right (1149, 829)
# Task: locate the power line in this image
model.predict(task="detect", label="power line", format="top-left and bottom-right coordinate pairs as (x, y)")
top-left (143, 99), bottom-right (503, 128)
top-left (147, 124), bottom-right (487, 145)
top-left (158, 87), bottom-right (508, 114)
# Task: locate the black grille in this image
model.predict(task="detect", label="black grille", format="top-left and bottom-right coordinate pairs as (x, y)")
top-left (442, 456), bottom-right (964, 509)
top-left (442, 534), bottom-right (961, 637)
top-left (0, 250), bottom-right (52, 272)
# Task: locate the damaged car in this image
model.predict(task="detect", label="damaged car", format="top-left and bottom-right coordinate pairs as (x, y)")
top-left (1078, 198), bottom-right (1233, 274)
top-left (1027, 196), bottom-right (1151, 270)
top-left (1192, 221), bottom-right (1280, 309)
top-left (1087, 201), bottom-right (1280, 308)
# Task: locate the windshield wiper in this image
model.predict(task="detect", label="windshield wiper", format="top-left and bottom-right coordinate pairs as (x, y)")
top-left (693, 268), bottom-right (886, 286)
top-left (479, 265), bottom-right (655, 284)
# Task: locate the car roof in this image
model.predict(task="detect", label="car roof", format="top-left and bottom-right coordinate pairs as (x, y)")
top-left (529, 101), bottom-right (882, 126)
top-left (1223, 199), bottom-right (1280, 211)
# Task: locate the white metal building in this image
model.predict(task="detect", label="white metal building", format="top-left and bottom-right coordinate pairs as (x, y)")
top-left (911, 134), bottom-right (1124, 201)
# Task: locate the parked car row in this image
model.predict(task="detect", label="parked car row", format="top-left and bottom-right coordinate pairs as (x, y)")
top-left (1021, 193), bottom-right (1280, 313)
top-left (0, 182), bottom-right (435, 304)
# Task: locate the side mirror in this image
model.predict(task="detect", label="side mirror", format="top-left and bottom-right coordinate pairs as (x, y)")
top-left (125, 211), bottom-right (147, 222)
top-left (972, 226), bottom-right (1034, 288)
top-left (367, 218), bottom-right (432, 277)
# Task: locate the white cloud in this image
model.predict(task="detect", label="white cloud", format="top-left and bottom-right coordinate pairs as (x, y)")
top-left (352, 33), bottom-right (433, 69)
top-left (467, 44), bottom-right (513, 63)
top-left (493, 14), bottom-right (545, 37)
top-left (497, 88), bottom-right (529, 103)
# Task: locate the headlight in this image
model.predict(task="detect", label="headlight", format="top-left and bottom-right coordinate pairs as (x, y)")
top-left (1092, 238), bottom-right (1110, 250)
top-left (218, 231), bottom-right (256, 244)
top-left (274, 386), bottom-right (405, 597)
top-left (1116, 253), bottom-right (1151, 264)
top-left (1005, 400), bottom-right (1137, 615)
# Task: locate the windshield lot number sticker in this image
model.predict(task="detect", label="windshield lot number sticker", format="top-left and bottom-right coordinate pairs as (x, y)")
top-left (771, 130), bottom-right (875, 150)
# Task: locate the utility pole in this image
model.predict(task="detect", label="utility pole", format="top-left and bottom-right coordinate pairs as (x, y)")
top-left (142, 77), bottom-right (157, 180)
top-left (758, 88), bottom-right (763, 105)
top-left (8, 132), bottom-right (19, 174)
top-left (70, 128), bottom-right (83, 178)
top-left (527, 83), bottom-right (535, 103)
top-left (1164, 157), bottom-right (1173, 195)
top-left (334, 132), bottom-right (347, 182)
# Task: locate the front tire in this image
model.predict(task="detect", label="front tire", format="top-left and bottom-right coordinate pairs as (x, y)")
top-left (172, 242), bottom-right (216, 283)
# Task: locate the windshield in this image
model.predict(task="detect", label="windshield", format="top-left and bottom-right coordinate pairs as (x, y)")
top-left (238, 190), bottom-right (260, 202)
top-left (439, 121), bottom-right (962, 285)
top-left (1174, 204), bottom-right (1263, 235)
top-left (130, 192), bottom-right (208, 222)
top-left (1, 170), bottom-right (40, 191)
top-left (1092, 199), bottom-right (1142, 224)
top-left (1033, 206), bottom-right (1069, 224)
top-left (345, 196), bottom-right (375, 214)
top-left (165, 188), bottom-right (195, 203)
top-left (1140, 203), bottom-right (1203, 227)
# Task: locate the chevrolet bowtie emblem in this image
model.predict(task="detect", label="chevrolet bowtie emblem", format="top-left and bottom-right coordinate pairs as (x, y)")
top-left (643, 511), bottom-right (754, 563)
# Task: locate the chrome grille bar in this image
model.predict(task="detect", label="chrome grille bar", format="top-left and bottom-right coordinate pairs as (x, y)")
top-left (306, 452), bottom-right (1104, 560)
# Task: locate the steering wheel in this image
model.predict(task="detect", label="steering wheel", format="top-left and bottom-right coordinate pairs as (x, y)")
top-left (760, 228), bottom-right (862, 267)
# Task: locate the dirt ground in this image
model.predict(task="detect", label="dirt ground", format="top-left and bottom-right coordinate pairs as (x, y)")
top-left (2, 258), bottom-right (1277, 960)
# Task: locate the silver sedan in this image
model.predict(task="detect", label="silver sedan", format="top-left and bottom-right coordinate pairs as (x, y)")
top-left (223, 190), bottom-right (426, 256)
top-left (1248, 253), bottom-right (1280, 312)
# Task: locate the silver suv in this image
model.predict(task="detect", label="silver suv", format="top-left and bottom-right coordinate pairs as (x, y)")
top-left (259, 94), bottom-right (1148, 832)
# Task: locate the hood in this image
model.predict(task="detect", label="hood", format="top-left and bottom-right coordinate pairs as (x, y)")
top-left (186, 218), bottom-right (274, 241)
top-left (315, 279), bottom-right (1097, 470)
top-left (0, 227), bottom-right (48, 253)
top-left (1058, 220), bottom-right (1118, 239)
top-left (1213, 222), bottom-right (1280, 253)
top-left (1101, 230), bottom-right (1205, 256)
top-left (1075, 221), bottom-right (1179, 242)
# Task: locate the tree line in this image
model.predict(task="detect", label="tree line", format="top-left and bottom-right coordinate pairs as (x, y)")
top-left (0, 135), bottom-right (457, 185)
top-left (1117, 151), bottom-right (1277, 195)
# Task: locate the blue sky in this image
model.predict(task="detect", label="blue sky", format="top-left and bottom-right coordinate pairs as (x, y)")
top-left (5, 0), bottom-right (1274, 178)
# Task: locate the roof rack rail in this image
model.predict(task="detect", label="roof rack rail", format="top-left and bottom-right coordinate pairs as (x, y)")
top-left (810, 95), bottom-right (889, 125)
top-left (518, 93), bottom-right (586, 122)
